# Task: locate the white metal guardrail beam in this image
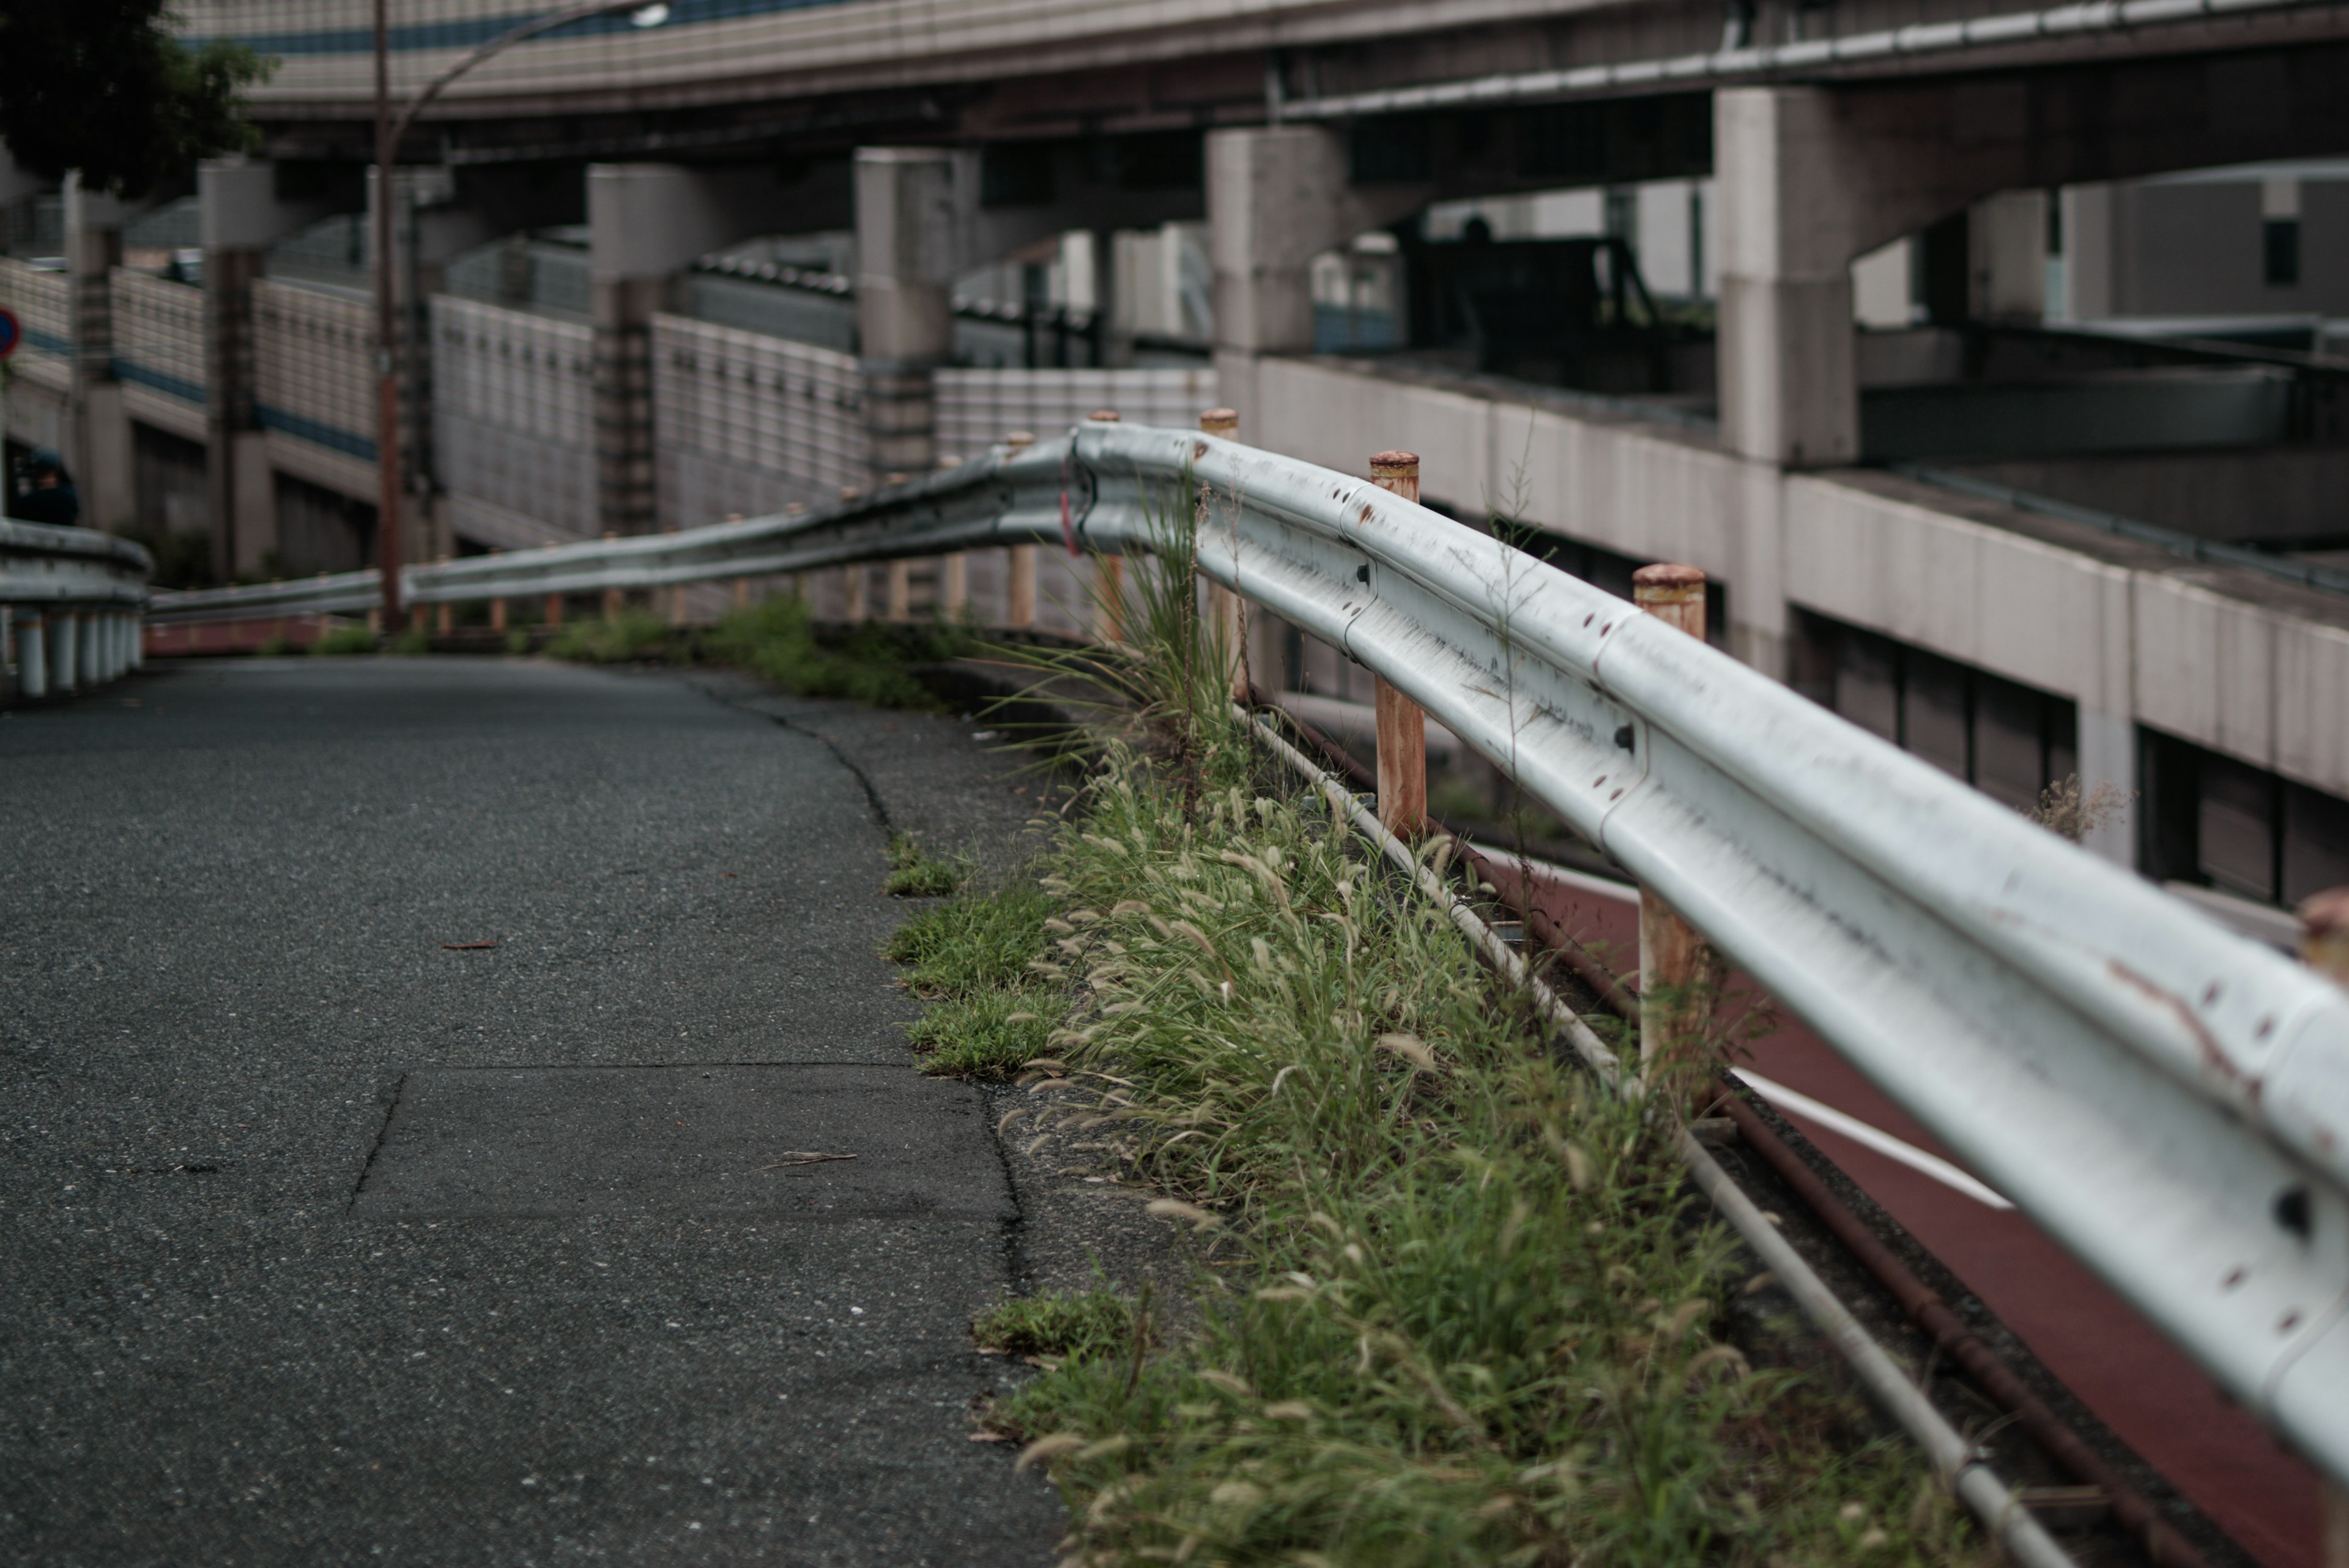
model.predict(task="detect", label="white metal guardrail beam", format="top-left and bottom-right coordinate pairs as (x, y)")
top-left (146, 426), bottom-right (2349, 1492)
top-left (2, 518), bottom-right (152, 698)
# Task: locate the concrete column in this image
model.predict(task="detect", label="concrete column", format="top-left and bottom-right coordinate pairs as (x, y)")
top-left (589, 164), bottom-right (805, 536)
top-left (64, 174), bottom-right (140, 530)
top-left (1714, 89), bottom-right (1861, 470)
top-left (201, 160), bottom-right (327, 579)
top-left (856, 149), bottom-right (959, 482)
top-left (1969, 191), bottom-right (2047, 324)
top-left (1207, 125), bottom-right (1346, 433)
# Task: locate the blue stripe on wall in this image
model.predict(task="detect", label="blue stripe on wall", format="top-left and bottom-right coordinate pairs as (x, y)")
top-left (116, 360), bottom-right (209, 406)
top-left (258, 406), bottom-right (377, 461)
top-left (188, 0), bottom-right (853, 57)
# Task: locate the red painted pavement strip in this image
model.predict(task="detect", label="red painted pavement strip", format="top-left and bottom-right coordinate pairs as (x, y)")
top-left (1491, 855), bottom-right (2320, 1568)
top-left (144, 617), bottom-right (336, 657)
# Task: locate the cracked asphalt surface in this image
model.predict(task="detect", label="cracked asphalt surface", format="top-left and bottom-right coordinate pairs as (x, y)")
top-left (0, 656), bottom-right (1070, 1566)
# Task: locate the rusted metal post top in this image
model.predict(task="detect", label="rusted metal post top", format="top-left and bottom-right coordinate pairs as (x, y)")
top-left (1005, 429), bottom-right (1036, 448)
top-left (1199, 408), bottom-right (1238, 437)
top-left (1634, 562), bottom-right (1706, 639)
top-left (1633, 561), bottom-right (1705, 598)
top-left (1370, 450), bottom-right (1419, 478)
top-left (2304, 888), bottom-right (2349, 982)
top-left (1086, 409), bottom-right (1121, 422)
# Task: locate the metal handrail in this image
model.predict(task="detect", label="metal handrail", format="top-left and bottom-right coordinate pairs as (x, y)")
top-left (142, 425), bottom-right (2349, 1491)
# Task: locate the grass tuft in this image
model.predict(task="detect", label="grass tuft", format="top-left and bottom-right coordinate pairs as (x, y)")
top-left (310, 624), bottom-right (378, 656)
top-left (974, 1289), bottom-right (1139, 1361)
top-left (544, 609), bottom-right (674, 664)
top-left (906, 988), bottom-right (1065, 1079)
top-left (883, 832), bottom-right (969, 897)
top-left (703, 592), bottom-right (962, 710)
top-left (884, 883), bottom-right (1053, 998)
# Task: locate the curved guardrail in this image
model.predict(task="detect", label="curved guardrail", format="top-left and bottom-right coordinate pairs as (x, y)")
top-left (146, 425), bottom-right (2349, 1490)
top-left (1, 519), bottom-right (151, 698)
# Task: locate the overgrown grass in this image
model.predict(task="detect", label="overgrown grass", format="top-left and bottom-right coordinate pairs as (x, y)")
top-left (884, 831), bottom-right (969, 897)
top-left (885, 880), bottom-right (1054, 997)
top-left (703, 592), bottom-right (963, 710)
top-left (544, 608), bottom-right (674, 663)
top-left (311, 624), bottom-right (379, 656)
top-left (905, 987), bottom-right (1067, 1079)
top-left (975, 1288), bottom-right (1140, 1362)
top-left (882, 492), bottom-right (1981, 1564)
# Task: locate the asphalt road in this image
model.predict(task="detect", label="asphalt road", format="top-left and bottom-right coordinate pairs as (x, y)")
top-left (0, 656), bottom-right (1067, 1566)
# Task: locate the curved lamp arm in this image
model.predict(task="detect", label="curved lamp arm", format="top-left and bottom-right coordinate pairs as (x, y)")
top-left (389, 0), bottom-right (656, 149)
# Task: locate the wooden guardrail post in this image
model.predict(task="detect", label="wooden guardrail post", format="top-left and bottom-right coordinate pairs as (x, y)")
top-left (1199, 409), bottom-right (1247, 700)
top-left (1631, 562), bottom-right (1725, 1106)
top-left (1368, 450), bottom-right (1427, 839)
top-left (1088, 411), bottom-right (1124, 644)
top-left (1005, 431), bottom-right (1037, 630)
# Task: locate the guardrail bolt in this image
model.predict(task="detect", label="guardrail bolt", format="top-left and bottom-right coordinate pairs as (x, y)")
top-left (1199, 409), bottom-right (1247, 700)
top-left (1368, 451), bottom-right (1428, 839)
top-left (1632, 562), bottom-right (1726, 1111)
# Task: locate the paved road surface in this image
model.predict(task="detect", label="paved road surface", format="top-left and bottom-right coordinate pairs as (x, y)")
top-left (0, 657), bottom-right (1064, 1566)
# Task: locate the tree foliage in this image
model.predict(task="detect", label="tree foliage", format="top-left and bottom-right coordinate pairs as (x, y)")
top-left (0, 0), bottom-right (272, 198)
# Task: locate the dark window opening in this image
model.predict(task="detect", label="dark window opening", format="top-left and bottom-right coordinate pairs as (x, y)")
top-left (2141, 730), bottom-right (2349, 907)
top-left (1791, 609), bottom-right (2076, 813)
top-left (2264, 218), bottom-right (2300, 288)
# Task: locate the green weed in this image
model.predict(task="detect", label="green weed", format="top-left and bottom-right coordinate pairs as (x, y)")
top-left (974, 1288), bottom-right (1139, 1361)
top-left (884, 832), bottom-right (969, 897)
top-left (387, 626), bottom-right (432, 656)
top-left (883, 882), bottom-right (1053, 998)
top-left (704, 590), bottom-right (963, 710)
top-left (310, 624), bottom-right (378, 656)
top-left (544, 609), bottom-right (676, 664)
top-left (906, 987), bottom-right (1065, 1079)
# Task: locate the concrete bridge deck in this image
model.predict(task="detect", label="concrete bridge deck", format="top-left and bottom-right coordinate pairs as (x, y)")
top-left (0, 657), bottom-right (1069, 1565)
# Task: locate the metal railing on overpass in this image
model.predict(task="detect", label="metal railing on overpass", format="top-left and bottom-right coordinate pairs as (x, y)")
top-left (2, 519), bottom-right (150, 698)
top-left (146, 423), bottom-right (2349, 1505)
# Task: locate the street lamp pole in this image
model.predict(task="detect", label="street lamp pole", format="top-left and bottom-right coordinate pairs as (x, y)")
top-left (369, 0), bottom-right (666, 630)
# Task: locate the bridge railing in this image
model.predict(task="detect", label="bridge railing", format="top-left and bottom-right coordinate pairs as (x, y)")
top-left (144, 423), bottom-right (2349, 1491)
top-left (2, 518), bottom-right (150, 698)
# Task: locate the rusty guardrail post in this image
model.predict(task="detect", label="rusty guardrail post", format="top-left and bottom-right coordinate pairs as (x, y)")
top-left (1368, 451), bottom-right (1428, 839)
top-left (1632, 562), bottom-right (1725, 1107)
top-left (1088, 411), bottom-right (1124, 644)
top-left (2299, 888), bottom-right (2349, 1568)
top-left (886, 560), bottom-right (911, 623)
top-left (600, 532), bottom-right (623, 620)
top-left (939, 455), bottom-right (970, 622)
top-left (436, 555), bottom-right (454, 635)
top-left (1199, 409), bottom-right (1247, 700)
top-left (488, 548), bottom-right (507, 633)
top-left (1005, 431), bottom-right (1037, 630)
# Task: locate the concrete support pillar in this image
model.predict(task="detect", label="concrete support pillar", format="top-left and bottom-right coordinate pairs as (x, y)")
top-left (64, 174), bottom-right (139, 530)
top-left (589, 163), bottom-right (809, 535)
top-left (856, 149), bottom-right (959, 483)
top-left (201, 160), bottom-right (325, 579)
top-left (1714, 89), bottom-right (1861, 470)
top-left (1969, 190), bottom-right (2047, 324)
top-left (1206, 126), bottom-right (1348, 434)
